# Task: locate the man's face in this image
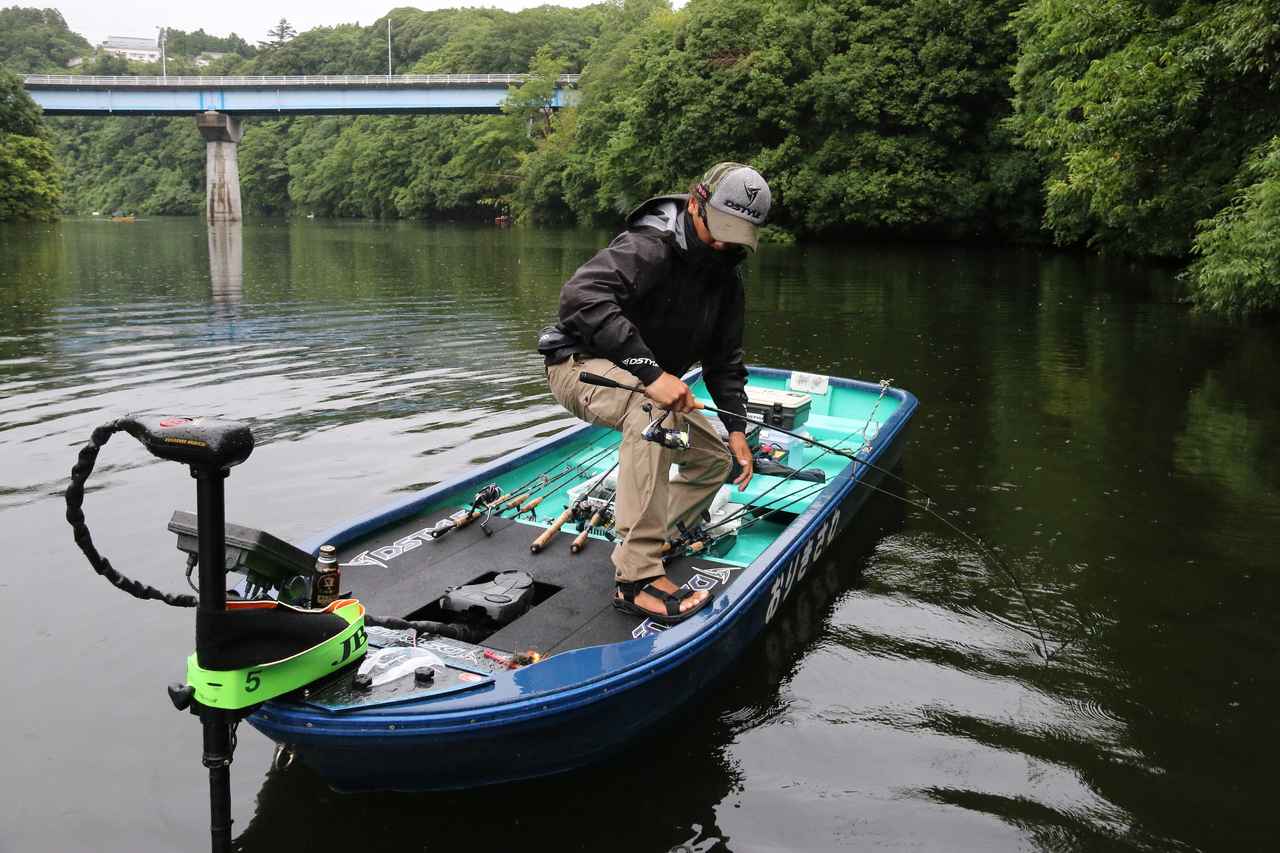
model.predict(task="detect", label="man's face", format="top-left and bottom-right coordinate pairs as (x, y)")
top-left (689, 198), bottom-right (734, 251)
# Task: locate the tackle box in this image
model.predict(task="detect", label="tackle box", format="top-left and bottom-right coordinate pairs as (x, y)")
top-left (745, 387), bottom-right (812, 430)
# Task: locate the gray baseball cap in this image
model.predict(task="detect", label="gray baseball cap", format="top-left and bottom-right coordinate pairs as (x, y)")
top-left (700, 162), bottom-right (771, 251)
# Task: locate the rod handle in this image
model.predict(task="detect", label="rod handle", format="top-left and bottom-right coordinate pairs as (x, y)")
top-left (578, 371), bottom-right (630, 390)
top-left (499, 491), bottom-right (530, 511)
top-left (517, 495), bottom-right (545, 516)
top-left (570, 510), bottom-right (603, 554)
top-left (530, 507), bottom-right (575, 553)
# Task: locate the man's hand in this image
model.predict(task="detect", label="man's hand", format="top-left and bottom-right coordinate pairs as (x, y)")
top-left (644, 372), bottom-right (696, 413)
top-left (728, 431), bottom-right (753, 491)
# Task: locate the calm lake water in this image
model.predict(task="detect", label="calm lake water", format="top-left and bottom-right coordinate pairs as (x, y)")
top-left (1, 218), bottom-right (1277, 852)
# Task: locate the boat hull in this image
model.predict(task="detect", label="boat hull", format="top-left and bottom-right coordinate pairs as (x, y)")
top-left (249, 368), bottom-right (917, 791)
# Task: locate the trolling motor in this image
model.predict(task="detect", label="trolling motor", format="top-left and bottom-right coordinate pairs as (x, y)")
top-left (65, 415), bottom-right (367, 853)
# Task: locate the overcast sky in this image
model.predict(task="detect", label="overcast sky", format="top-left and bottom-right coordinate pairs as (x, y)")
top-left (49, 2), bottom-right (612, 47)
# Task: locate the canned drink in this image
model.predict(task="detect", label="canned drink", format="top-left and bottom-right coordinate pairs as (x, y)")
top-left (312, 544), bottom-right (340, 608)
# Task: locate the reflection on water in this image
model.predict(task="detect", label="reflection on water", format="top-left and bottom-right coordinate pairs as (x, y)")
top-left (1, 218), bottom-right (1278, 852)
top-left (208, 222), bottom-right (243, 306)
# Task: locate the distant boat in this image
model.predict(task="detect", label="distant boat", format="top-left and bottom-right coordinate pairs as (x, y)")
top-left (110, 215), bottom-right (136, 223)
top-left (495, 214), bottom-right (513, 226)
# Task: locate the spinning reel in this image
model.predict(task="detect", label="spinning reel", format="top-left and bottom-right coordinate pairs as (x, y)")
top-left (640, 403), bottom-right (690, 451)
top-left (429, 483), bottom-right (503, 539)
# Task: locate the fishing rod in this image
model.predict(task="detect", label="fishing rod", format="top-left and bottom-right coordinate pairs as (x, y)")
top-left (491, 427), bottom-right (617, 512)
top-left (531, 457), bottom-right (621, 553)
top-left (579, 372), bottom-right (883, 467)
top-left (579, 372), bottom-right (1072, 660)
top-left (666, 478), bottom-right (832, 561)
top-left (569, 467), bottom-right (621, 556)
top-left (433, 436), bottom-right (619, 538)
top-left (504, 443), bottom-right (619, 520)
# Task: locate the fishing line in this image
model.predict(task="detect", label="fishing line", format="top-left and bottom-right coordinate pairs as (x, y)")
top-left (576, 372), bottom-right (1085, 661)
top-left (701, 403), bottom-right (1072, 658)
top-left (494, 428), bottom-right (617, 507)
top-left (502, 441), bottom-right (620, 517)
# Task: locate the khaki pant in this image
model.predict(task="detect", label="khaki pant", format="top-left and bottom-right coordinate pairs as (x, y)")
top-left (547, 356), bottom-right (732, 583)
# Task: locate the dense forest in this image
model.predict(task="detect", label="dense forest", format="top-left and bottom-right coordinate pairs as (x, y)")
top-left (0, 1), bottom-right (1277, 316)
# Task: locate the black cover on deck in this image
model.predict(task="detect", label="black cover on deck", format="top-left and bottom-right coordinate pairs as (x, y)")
top-left (335, 515), bottom-right (738, 655)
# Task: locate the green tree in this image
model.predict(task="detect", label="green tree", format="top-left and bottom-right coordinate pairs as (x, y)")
top-left (1187, 137), bottom-right (1280, 316)
top-left (0, 7), bottom-right (91, 72)
top-left (261, 18), bottom-right (298, 50)
top-left (1009, 0), bottom-right (1280, 257)
top-left (0, 68), bottom-right (60, 219)
top-left (163, 28), bottom-right (255, 59)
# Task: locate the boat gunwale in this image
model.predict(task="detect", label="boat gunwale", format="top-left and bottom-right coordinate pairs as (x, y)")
top-left (257, 367), bottom-right (917, 735)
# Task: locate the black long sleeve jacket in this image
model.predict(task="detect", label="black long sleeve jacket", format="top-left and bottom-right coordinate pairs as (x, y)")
top-left (555, 195), bottom-right (749, 434)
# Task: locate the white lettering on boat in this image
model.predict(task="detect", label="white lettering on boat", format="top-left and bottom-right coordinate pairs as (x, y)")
top-left (630, 569), bottom-right (741, 638)
top-left (344, 524), bottom-right (441, 567)
top-left (766, 509), bottom-right (842, 624)
top-left (341, 551), bottom-right (386, 568)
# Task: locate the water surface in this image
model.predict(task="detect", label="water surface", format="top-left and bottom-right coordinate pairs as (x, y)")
top-left (1, 218), bottom-right (1277, 852)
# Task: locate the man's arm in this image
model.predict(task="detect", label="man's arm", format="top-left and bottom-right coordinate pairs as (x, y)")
top-left (702, 272), bottom-right (753, 488)
top-left (701, 272), bottom-right (749, 435)
top-left (558, 233), bottom-right (666, 386)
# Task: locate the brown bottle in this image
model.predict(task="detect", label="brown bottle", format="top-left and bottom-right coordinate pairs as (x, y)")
top-left (312, 544), bottom-right (340, 609)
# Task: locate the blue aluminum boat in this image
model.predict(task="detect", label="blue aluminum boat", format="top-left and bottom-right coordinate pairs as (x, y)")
top-left (248, 366), bottom-right (917, 791)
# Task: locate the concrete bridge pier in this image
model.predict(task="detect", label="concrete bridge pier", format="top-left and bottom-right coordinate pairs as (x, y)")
top-left (196, 112), bottom-right (243, 222)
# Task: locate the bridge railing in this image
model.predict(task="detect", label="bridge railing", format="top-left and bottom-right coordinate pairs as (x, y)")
top-left (22, 73), bottom-right (581, 88)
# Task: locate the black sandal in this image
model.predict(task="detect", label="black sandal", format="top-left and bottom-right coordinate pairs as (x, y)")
top-left (613, 578), bottom-right (711, 624)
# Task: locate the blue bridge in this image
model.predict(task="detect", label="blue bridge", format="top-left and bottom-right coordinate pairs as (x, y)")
top-left (21, 74), bottom-right (579, 116)
top-left (22, 74), bottom-right (579, 220)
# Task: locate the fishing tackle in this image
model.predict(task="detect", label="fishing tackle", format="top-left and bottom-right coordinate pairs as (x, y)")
top-left (577, 373), bottom-right (1079, 661)
top-left (493, 431), bottom-right (617, 509)
top-left (530, 497), bottom-right (587, 553)
top-left (640, 403), bottom-right (690, 450)
top-left (430, 483), bottom-right (504, 539)
top-left (571, 503), bottom-right (615, 554)
top-left (500, 443), bottom-right (618, 517)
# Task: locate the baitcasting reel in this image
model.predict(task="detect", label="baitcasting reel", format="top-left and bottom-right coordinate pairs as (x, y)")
top-left (640, 403), bottom-right (690, 450)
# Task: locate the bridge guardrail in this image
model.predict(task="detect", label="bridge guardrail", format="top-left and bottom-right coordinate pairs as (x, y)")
top-left (22, 73), bottom-right (581, 88)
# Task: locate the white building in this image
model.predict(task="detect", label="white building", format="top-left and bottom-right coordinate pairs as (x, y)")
top-left (194, 52), bottom-right (228, 67)
top-left (100, 36), bottom-right (160, 62)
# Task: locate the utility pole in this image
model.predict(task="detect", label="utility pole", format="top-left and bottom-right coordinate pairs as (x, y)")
top-left (386, 19), bottom-right (392, 78)
top-left (158, 27), bottom-right (167, 78)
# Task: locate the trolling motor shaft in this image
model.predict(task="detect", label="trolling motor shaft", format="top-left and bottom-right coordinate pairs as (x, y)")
top-left (143, 417), bottom-right (251, 853)
top-left (66, 415), bottom-right (255, 853)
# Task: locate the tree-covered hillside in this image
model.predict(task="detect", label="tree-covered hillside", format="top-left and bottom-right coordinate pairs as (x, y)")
top-left (0, 67), bottom-right (60, 218)
top-left (0, 7), bottom-right (89, 72)
top-left (4, 1), bottom-right (1278, 314)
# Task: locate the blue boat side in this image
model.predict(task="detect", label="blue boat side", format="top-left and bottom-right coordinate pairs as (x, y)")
top-left (250, 367), bottom-right (918, 789)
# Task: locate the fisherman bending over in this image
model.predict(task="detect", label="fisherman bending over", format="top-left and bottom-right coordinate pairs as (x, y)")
top-left (540, 162), bottom-right (772, 623)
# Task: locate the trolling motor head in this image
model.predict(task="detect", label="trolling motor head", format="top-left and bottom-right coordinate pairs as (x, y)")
top-left (640, 402), bottom-right (691, 451)
top-left (119, 415), bottom-right (254, 472)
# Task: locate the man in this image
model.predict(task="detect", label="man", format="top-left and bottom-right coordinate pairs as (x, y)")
top-left (540, 162), bottom-right (772, 624)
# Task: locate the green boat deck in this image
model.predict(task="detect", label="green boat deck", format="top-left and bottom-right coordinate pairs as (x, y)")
top-left (473, 373), bottom-right (901, 567)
